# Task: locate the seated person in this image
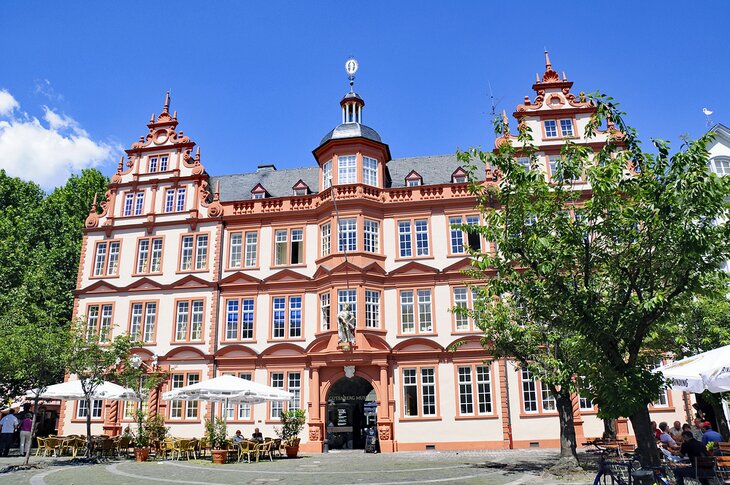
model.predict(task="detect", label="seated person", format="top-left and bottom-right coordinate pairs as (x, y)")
top-left (669, 421), bottom-right (684, 441)
top-left (233, 430), bottom-right (244, 443)
top-left (658, 422), bottom-right (679, 450)
top-left (651, 421), bottom-right (661, 440)
top-left (674, 431), bottom-right (712, 485)
top-left (252, 427), bottom-right (263, 442)
top-left (701, 422), bottom-right (722, 446)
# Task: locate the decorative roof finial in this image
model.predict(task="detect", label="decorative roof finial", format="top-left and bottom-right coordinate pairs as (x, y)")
top-left (195, 146), bottom-right (200, 162)
top-left (536, 73), bottom-right (540, 83)
top-left (562, 71), bottom-right (567, 81)
top-left (213, 181), bottom-right (220, 202)
top-left (163, 91), bottom-right (171, 114)
top-left (501, 110), bottom-right (510, 135)
top-left (544, 49), bottom-right (552, 71)
top-left (345, 57), bottom-right (358, 93)
top-left (90, 192), bottom-right (98, 213)
top-left (116, 156), bottom-right (124, 173)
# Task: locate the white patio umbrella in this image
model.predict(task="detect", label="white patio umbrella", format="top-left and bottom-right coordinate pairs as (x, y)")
top-left (26, 379), bottom-right (138, 401)
top-left (161, 374), bottom-right (293, 404)
top-left (654, 344), bottom-right (730, 393)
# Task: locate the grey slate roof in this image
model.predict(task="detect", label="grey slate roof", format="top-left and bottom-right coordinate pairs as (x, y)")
top-left (209, 154), bottom-right (467, 202)
top-left (319, 123), bottom-right (382, 145)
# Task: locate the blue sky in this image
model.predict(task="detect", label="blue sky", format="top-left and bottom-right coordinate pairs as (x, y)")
top-left (1, 1), bottom-right (727, 188)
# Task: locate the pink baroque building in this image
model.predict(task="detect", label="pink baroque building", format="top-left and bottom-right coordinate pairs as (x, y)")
top-left (60, 55), bottom-right (689, 452)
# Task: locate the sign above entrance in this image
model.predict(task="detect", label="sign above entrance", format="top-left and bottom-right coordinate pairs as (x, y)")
top-left (344, 366), bottom-right (355, 378)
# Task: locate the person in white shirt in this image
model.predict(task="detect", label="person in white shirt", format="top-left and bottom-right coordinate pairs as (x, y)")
top-left (0, 409), bottom-right (19, 457)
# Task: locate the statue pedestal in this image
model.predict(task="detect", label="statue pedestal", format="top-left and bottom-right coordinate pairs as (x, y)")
top-left (337, 342), bottom-right (355, 352)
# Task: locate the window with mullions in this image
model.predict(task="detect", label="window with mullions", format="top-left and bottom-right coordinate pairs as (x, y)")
top-left (541, 383), bottom-right (556, 411)
top-left (124, 192), bottom-right (145, 216)
top-left (174, 300), bottom-right (204, 342)
top-left (338, 155), bottom-right (357, 184)
top-left (362, 156), bottom-right (378, 186)
top-left (136, 237), bottom-right (163, 273)
top-left (229, 233), bottom-right (242, 268)
top-left (148, 155), bottom-right (169, 173)
top-left (456, 365), bottom-right (495, 416)
top-left (274, 228), bottom-right (303, 265)
top-left (224, 299), bottom-right (255, 340)
top-left (548, 155), bottom-right (580, 182)
top-left (365, 290), bottom-right (380, 328)
top-left (517, 157), bottom-right (531, 171)
top-left (222, 372), bottom-right (253, 420)
top-left (320, 293), bottom-right (331, 330)
top-left (85, 304), bottom-right (113, 342)
top-left (93, 240), bottom-right (120, 277)
top-left (170, 373), bottom-right (199, 419)
top-left (180, 234), bottom-right (209, 271)
top-left (129, 302), bottom-right (157, 343)
top-left (323, 160), bottom-right (333, 189)
top-left (402, 367), bottom-right (437, 418)
top-left (338, 289), bottom-right (357, 315)
top-left (77, 399), bottom-right (103, 419)
top-left (123, 399), bottom-right (148, 420)
top-left (453, 287), bottom-right (479, 332)
top-left (579, 394), bottom-right (594, 411)
top-left (544, 120), bottom-right (558, 138)
top-left (363, 219), bottom-right (379, 253)
top-left (711, 158), bottom-right (730, 176)
top-left (321, 223), bottom-right (331, 256)
top-left (271, 296), bottom-right (303, 339)
top-left (560, 119), bottom-right (574, 137)
top-left (399, 289), bottom-right (433, 334)
top-left (398, 219), bottom-right (429, 257)
top-left (521, 368), bottom-right (538, 412)
top-left (449, 215), bottom-right (482, 254)
top-left (270, 372), bottom-right (285, 419)
top-left (338, 218), bottom-right (356, 252)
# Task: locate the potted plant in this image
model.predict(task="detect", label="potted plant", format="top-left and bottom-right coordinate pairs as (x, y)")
top-left (276, 409), bottom-right (306, 458)
top-left (205, 417), bottom-right (229, 464)
top-left (133, 410), bottom-right (151, 462)
top-left (707, 441), bottom-right (717, 456)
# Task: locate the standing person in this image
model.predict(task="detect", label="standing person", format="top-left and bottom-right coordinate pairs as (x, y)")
top-left (0, 410), bottom-right (19, 457)
top-left (701, 422), bottom-right (722, 446)
top-left (691, 418), bottom-right (704, 441)
top-left (18, 411), bottom-right (33, 455)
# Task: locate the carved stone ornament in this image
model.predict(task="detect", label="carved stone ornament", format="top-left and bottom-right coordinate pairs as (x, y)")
top-left (344, 366), bottom-right (355, 379)
top-left (309, 426), bottom-right (320, 441)
top-left (377, 424), bottom-right (390, 441)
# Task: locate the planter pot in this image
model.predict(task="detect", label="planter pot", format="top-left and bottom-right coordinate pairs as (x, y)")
top-left (134, 447), bottom-right (149, 462)
top-left (211, 449), bottom-right (228, 464)
top-left (285, 445), bottom-right (299, 458)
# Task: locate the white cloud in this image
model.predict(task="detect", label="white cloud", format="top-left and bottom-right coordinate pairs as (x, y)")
top-left (0, 92), bottom-right (119, 189)
top-left (34, 79), bottom-right (64, 102)
top-left (0, 90), bottom-right (19, 117)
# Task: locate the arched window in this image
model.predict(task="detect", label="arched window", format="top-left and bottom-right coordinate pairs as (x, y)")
top-left (711, 157), bottom-right (730, 176)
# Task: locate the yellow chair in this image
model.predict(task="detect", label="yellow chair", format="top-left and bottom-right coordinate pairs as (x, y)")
top-left (255, 440), bottom-right (274, 462)
top-left (35, 437), bottom-right (46, 457)
top-left (43, 437), bottom-right (62, 457)
top-left (197, 436), bottom-right (209, 458)
top-left (159, 437), bottom-right (176, 460)
top-left (172, 438), bottom-right (185, 461)
top-left (183, 438), bottom-right (198, 460)
top-left (238, 440), bottom-right (256, 463)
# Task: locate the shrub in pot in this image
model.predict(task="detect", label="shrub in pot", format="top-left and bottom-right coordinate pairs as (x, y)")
top-left (276, 409), bottom-right (305, 458)
top-left (205, 417), bottom-right (229, 464)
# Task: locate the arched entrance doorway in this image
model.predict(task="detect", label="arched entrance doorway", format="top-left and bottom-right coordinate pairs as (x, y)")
top-left (325, 376), bottom-right (376, 450)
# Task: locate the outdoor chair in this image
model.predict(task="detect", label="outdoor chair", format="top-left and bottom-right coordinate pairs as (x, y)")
top-left (719, 442), bottom-right (730, 456)
top-left (715, 455), bottom-right (730, 483)
top-left (183, 438), bottom-right (198, 460)
top-left (96, 438), bottom-right (114, 458)
top-left (172, 439), bottom-right (187, 461)
top-left (255, 440), bottom-right (274, 462)
top-left (237, 440), bottom-right (256, 463)
top-left (197, 436), bottom-right (209, 458)
top-left (35, 437), bottom-right (46, 457)
top-left (43, 437), bottom-right (62, 457)
top-left (158, 437), bottom-right (176, 460)
top-left (272, 438), bottom-right (282, 458)
top-left (116, 436), bottom-right (131, 458)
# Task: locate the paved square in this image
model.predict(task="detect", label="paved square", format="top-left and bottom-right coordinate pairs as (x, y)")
top-left (1, 449), bottom-right (595, 484)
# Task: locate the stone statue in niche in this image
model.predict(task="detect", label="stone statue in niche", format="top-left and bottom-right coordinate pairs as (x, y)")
top-left (337, 303), bottom-right (356, 346)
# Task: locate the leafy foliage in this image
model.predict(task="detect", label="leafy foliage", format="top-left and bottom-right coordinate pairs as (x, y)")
top-left (458, 93), bottom-right (730, 465)
top-left (276, 409), bottom-right (306, 446)
top-left (205, 417), bottom-right (229, 450)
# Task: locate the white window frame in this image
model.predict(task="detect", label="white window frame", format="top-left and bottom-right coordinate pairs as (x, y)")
top-left (362, 156), bottom-right (378, 186)
top-left (365, 290), bottom-right (380, 328)
top-left (338, 155), bottom-right (357, 184)
top-left (363, 219), bottom-right (379, 253)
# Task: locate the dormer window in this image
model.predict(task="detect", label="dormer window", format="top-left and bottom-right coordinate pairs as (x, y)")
top-left (711, 157), bottom-right (730, 176)
top-left (451, 167), bottom-right (468, 184)
top-left (544, 120), bottom-right (558, 138)
top-left (251, 183), bottom-right (269, 200)
top-left (560, 119), bottom-right (574, 137)
top-left (323, 160), bottom-right (332, 189)
top-left (292, 179), bottom-right (310, 197)
top-left (362, 156), bottom-right (378, 186)
top-left (405, 170), bottom-right (423, 187)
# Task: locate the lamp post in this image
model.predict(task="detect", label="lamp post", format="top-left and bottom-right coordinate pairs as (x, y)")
top-left (129, 354), bottom-right (144, 441)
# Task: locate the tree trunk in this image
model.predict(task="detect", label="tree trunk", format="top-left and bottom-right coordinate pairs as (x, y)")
top-left (86, 397), bottom-right (93, 458)
top-left (23, 395), bottom-right (40, 466)
top-left (602, 418), bottom-right (617, 439)
top-left (554, 388), bottom-right (579, 462)
top-left (629, 405), bottom-right (659, 467)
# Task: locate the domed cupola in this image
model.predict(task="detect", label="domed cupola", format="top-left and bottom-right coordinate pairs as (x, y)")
top-left (313, 58), bottom-right (391, 190)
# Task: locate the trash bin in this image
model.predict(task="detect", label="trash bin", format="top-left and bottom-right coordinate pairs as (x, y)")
top-left (631, 469), bottom-right (655, 485)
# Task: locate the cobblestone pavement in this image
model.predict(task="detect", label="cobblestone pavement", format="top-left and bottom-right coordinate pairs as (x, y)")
top-left (0, 449), bottom-right (596, 484)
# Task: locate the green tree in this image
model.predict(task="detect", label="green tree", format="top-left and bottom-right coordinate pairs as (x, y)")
top-left (454, 288), bottom-right (584, 467)
top-left (66, 322), bottom-right (135, 457)
top-left (459, 95), bottom-right (730, 466)
top-left (0, 322), bottom-right (71, 465)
